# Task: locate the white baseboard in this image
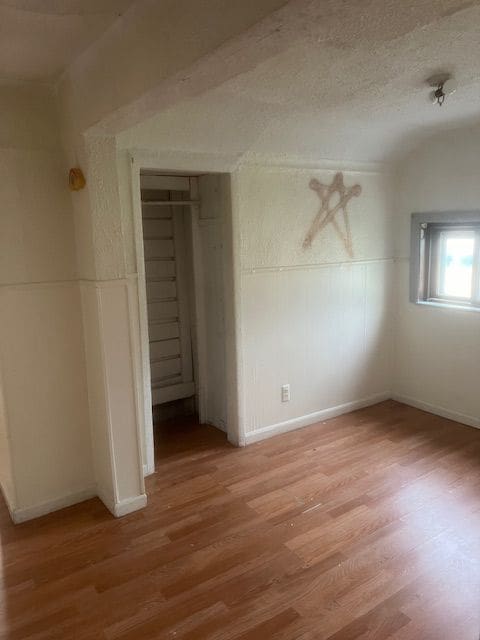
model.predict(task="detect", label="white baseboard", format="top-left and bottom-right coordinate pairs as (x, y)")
top-left (11, 486), bottom-right (97, 524)
top-left (244, 391), bottom-right (391, 445)
top-left (143, 463), bottom-right (155, 477)
top-left (391, 393), bottom-right (480, 430)
top-left (6, 394), bottom-right (475, 524)
top-left (98, 489), bottom-right (148, 518)
top-left (112, 494), bottom-right (147, 517)
top-left (7, 485), bottom-right (147, 525)
top-left (228, 432), bottom-right (245, 447)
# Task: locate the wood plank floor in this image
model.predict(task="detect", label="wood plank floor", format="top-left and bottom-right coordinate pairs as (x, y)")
top-left (1, 400), bottom-right (479, 639)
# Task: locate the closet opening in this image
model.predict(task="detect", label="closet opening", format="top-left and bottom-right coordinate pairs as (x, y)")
top-left (138, 172), bottom-right (230, 465)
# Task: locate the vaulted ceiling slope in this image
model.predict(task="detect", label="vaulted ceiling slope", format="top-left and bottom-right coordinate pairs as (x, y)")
top-left (2, 0), bottom-right (480, 163)
top-left (0, 0), bottom-right (134, 82)
top-left (114, 0), bottom-right (480, 163)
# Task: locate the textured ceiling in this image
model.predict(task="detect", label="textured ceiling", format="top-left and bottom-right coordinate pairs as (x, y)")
top-left (0, 0), bottom-right (134, 81)
top-left (117, 0), bottom-right (480, 163)
top-left (3, 0), bottom-right (480, 162)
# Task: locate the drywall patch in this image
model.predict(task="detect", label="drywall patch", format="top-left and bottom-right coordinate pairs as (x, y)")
top-left (303, 172), bottom-right (361, 257)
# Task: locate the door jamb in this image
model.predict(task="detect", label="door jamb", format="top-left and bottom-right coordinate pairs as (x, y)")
top-left (130, 160), bottom-right (155, 476)
top-left (130, 164), bottom-right (214, 476)
top-left (188, 179), bottom-right (208, 425)
top-left (129, 150), bottom-right (245, 478)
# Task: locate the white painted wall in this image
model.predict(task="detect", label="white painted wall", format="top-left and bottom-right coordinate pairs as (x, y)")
top-left (0, 83), bottom-right (95, 520)
top-left (0, 85), bottom-right (147, 522)
top-left (0, 284), bottom-right (94, 515)
top-left (392, 126), bottom-right (480, 427)
top-left (1, 80), bottom-right (473, 527)
top-left (3, 5), bottom-right (475, 525)
top-left (67, 137), bottom-right (146, 515)
top-left (197, 175), bottom-right (229, 431)
top-left (113, 149), bottom-right (395, 451)
top-left (236, 165), bottom-right (394, 442)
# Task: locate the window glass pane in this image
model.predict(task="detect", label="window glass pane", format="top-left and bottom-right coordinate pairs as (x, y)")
top-left (438, 232), bottom-right (474, 298)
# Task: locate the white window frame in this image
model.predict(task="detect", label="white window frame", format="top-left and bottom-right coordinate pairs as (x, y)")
top-left (410, 211), bottom-right (480, 311)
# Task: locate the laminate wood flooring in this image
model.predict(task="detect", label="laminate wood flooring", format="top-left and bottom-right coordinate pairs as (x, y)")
top-left (1, 401), bottom-right (479, 639)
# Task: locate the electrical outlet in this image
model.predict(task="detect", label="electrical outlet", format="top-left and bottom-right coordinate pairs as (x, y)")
top-left (281, 384), bottom-right (290, 402)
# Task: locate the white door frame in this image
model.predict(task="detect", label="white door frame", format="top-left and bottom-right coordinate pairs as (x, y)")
top-left (188, 179), bottom-right (208, 425)
top-left (130, 160), bottom-right (155, 476)
top-left (129, 150), bottom-right (244, 476)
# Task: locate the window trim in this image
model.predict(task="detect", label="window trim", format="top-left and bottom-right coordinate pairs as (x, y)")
top-left (410, 210), bottom-right (480, 310)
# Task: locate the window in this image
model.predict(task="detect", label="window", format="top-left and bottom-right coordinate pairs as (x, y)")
top-left (410, 212), bottom-right (480, 310)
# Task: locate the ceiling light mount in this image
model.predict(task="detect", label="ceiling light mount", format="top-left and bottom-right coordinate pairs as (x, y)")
top-left (427, 73), bottom-right (457, 107)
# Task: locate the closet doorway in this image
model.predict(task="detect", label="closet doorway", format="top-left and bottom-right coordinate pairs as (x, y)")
top-left (138, 172), bottom-right (229, 467)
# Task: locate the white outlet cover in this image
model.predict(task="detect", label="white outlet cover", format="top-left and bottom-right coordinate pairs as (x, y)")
top-left (281, 384), bottom-right (290, 402)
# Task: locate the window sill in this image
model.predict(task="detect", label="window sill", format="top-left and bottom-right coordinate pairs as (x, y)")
top-left (414, 300), bottom-right (480, 313)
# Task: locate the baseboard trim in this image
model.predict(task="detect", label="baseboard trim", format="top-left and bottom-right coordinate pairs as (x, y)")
top-left (7, 395), bottom-right (475, 523)
top-left (11, 486), bottom-right (97, 524)
top-left (113, 494), bottom-right (148, 517)
top-left (391, 394), bottom-right (480, 430)
top-left (228, 432), bottom-right (245, 447)
top-left (10, 487), bottom-right (147, 525)
top-left (143, 463), bottom-right (155, 477)
top-left (245, 392), bottom-right (391, 445)
top-left (98, 489), bottom-right (148, 518)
